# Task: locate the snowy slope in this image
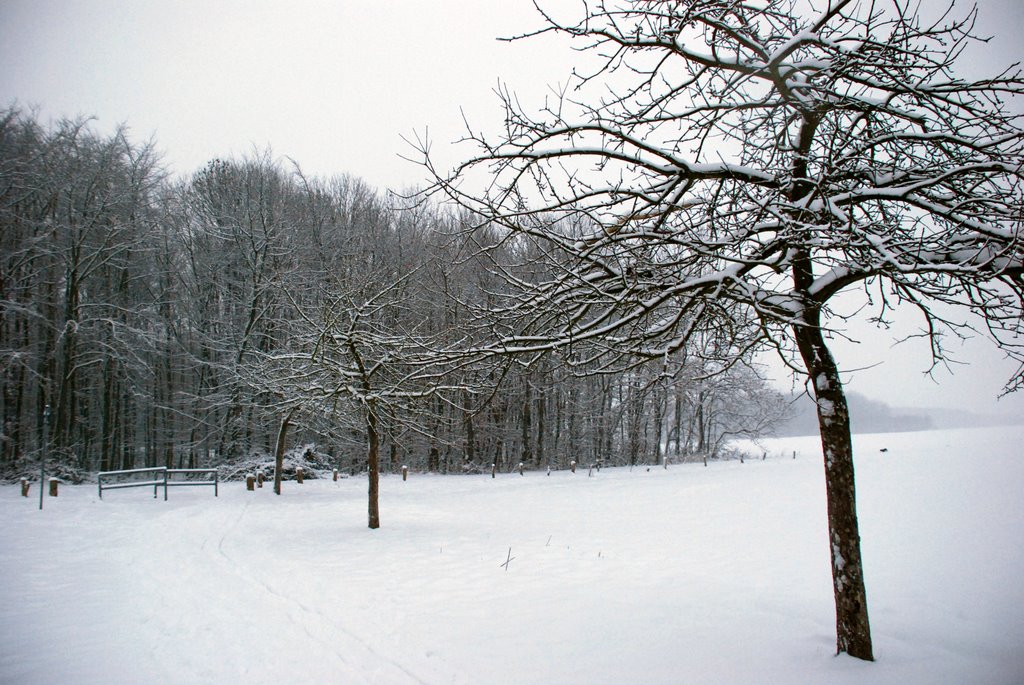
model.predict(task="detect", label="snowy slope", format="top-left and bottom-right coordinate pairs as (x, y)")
top-left (1, 426), bottom-right (1021, 684)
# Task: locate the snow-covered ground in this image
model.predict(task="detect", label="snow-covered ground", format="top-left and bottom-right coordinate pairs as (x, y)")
top-left (2, 426), bottom-right (1022, 684)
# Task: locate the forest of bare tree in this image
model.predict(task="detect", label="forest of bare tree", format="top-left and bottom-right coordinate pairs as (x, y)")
top-left (0, 107), bottom-right (787, 485)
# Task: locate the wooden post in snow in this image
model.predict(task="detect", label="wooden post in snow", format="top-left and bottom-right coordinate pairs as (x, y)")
top-left (333, 468), bottom-right (339, 482)
top-left (402, 465), bottom-right (408, 482)
top-left (570, 460), bottom-right (576, 473)
top-left (296, 467), bottom-right (304, 484)
top-left (20, 478), bottom-right (29, 497)
top-left (246, 474), bottom-right (255, 491)
top-left (48, 478), bottom-right (58, 497)
top-left (491, 463), bottom-right (496, 479)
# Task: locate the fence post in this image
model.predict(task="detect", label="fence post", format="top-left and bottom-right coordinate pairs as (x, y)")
top-left (332, 468), bottom-right (338, 482)
top-left (246, 474), bottom-right (255, 491)
top-left (48, 478), bottom-right (58, 497)
top-left (491, 463), bottom-right (496, 479)
top-left (402, 465), bottom-right (408, 481)
top-left (296, 467), bottom-right (304, 484)
top-left (20, 478), bottom-right (29, 497)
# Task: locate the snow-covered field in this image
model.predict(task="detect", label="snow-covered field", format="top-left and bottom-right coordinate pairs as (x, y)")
top-left (2, 426), bottom-right (1022, 685)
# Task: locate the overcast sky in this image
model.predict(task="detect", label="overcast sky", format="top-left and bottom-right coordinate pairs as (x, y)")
top-left (2, 1), bottom-right (1022, 418)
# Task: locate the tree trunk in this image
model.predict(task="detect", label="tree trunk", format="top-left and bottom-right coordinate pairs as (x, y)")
top-left (272, 408), bottom-right (295, 496)
top-left (651, 380), bottom-right (665, 465)
top-left (793, 318), bottom-right (874, 662)
top-left (367, 399), bottom-right (381, 529)
top-left (521, 379), bottom-right (533, 466)
top-left (536, 385), bottom-right (546, 468)
top-left (694, 394), bottom-right (706, 455)
top-left (463, 389), bottom-right (476, 464)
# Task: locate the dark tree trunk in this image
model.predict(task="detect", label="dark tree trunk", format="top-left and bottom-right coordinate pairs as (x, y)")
top-left (366, 399), bottom-right (380, 529)
top-left (272, 409), bottom-right (295, 496)
top-left (428, 443), bottom-right (440, 472)
top-left (793, 316), bottom-right (874, 662)
top-left (100, 358), bottom-right (115, 472)
top-left (651, 381), bottom-right (665, 465)
top-left (535, 385), bottom-right (545, 468)
top-left (694, 393), bottom-right (706, 455)
top-left (788, 98), bottom-right (874, 655)
top-left (521, 379), bottom-right (533, 466)
top-left (463, 389), bottom-right (476, 464)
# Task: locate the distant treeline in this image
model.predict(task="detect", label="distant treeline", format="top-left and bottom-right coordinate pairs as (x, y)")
top-left (0, 108), bottom-right (788, 479)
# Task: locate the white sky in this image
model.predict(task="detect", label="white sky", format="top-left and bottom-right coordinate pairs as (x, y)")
top-left (2, 0), bottom-right (1022, 418)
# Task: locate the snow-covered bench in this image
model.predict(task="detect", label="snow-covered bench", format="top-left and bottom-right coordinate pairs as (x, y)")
top-left (97, 467), bottom-right (218, 500)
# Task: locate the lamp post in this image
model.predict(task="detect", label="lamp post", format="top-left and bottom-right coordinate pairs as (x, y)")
top-left (39, 404), bottom-right (50, 511)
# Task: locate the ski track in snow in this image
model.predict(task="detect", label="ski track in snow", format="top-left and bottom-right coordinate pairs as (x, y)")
top-left (208, 499), bottom-right (434, 685)
top-left (1, 425), bottom-right (1022, 685)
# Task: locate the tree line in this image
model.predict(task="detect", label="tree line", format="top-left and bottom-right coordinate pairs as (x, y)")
top-left (0, 106), bottom-right (786, 482)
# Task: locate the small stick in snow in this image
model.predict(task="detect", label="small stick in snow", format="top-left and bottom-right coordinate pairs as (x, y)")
top-left (501, 547), bottom-right (515, 571)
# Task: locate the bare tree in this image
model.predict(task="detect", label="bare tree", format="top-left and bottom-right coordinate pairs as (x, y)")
top-left (0, 108), bottom-right (164, 475)
top-left (422, 0), bottom-right (1024, 661)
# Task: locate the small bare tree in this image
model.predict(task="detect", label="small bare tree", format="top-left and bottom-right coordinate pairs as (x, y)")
top-left (423, 0), bottom-right (1024, 661)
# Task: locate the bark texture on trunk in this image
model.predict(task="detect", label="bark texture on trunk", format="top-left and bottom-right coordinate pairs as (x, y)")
top-left (794, 317), bottom-right (874, 662)
top-left (367, 399), bottom-right (380, 530)
top-left (272, 409), bottom-right (294, 496)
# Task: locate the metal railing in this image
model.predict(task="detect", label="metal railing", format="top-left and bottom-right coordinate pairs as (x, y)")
top-left (98, 467), bottom-right (218, 500)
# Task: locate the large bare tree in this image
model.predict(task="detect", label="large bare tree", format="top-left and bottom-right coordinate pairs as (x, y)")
top-left (422, 0), bottom-right (1024, 660)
